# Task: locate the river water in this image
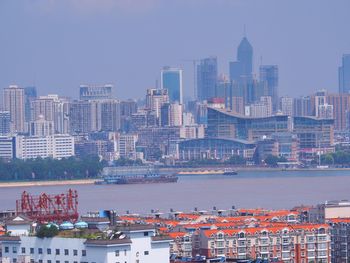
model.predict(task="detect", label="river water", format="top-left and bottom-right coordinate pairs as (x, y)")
top-left (1, 170), bottom-right (350, 215)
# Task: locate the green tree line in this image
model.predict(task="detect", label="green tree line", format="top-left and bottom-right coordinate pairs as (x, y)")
top-left (0, 155), bottom-right (105, 181)
top-left (320, 151), bottom-right (350, 166)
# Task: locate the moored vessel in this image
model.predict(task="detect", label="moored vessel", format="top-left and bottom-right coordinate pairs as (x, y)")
top-left (95, 166), bottom-right (178, 185)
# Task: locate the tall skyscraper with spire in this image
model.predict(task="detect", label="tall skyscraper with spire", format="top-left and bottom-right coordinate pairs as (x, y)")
top-left (229, 37), bottom-right (253, 82)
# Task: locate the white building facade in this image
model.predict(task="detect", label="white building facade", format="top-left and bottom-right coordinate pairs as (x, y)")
top-left (0, 225), bottom-right (171, 263)
top-left (16, 134), bottom-right (74, 159)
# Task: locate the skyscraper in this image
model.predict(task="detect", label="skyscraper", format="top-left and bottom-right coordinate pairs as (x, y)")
top-left (229, 37), bottom-right (253, 82)
top-left (280, 96), bottom-right (293, 116)
top-left (145, 88), bottom-right (169, 119)
top-left (3, 85), bottom-right (26, 133)
top-left (24, 86), bottom-right (37, 123)
top-left (0, 111), bottom-right (11, 135)
top-left (197, 57), bottom-right (217, 101)
top-left (161, 67), bottom-right (183, 104)
top-left (339, 54), bottom-right (350, 94)
top-left (326, 93), bottom-right (350, 131)
top-left (260, 65), bottom-right (279, 112)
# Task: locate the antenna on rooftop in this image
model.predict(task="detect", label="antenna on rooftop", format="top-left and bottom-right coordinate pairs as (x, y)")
top-left (243, 24), bottom-right (247, 37)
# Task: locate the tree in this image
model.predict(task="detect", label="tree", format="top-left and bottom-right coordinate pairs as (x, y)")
top-left (36, 225), bottom-right (59, 238)
top-left (321, 154), bottom-right (334, 165)
top-left (264, 155), bottom-right (287, 167)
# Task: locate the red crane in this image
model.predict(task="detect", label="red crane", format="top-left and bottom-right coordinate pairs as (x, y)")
top-left (16, 189), bottom-right (79, 223)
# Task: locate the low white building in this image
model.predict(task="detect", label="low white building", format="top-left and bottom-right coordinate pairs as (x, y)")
top-left (5, 215), bottom-right (32, 236)
top-left (0, 136), bottom-right (16, 159)
top-left (0, 225), bottom-right (172, 263)
top-left (15, 134), bottom-right (74, 159)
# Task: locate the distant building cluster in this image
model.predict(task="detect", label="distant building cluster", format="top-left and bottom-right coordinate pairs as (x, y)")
top-left (2, 199), bottom-right (350, 262)
top-left (0, 38), bottom-right (350, 165)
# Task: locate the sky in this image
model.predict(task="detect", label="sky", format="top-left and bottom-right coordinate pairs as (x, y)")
top-left (0, 0), bottom-right (349, 100)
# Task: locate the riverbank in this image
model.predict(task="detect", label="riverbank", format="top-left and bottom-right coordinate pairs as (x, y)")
top-left (0, 179), bottom-right (96, 188)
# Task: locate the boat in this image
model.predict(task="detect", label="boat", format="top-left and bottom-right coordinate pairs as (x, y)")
top-left (222, 169), bottom-right (238, 175)
top-left (95, 166), bottom-right (178, 185)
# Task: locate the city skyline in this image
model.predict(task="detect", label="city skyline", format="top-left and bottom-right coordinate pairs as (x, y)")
top-left (0, 0), bottom-right (349, 100)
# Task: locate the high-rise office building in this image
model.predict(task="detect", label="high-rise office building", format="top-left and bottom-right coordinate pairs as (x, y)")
top-left (79, 84), bottom-right (113, 100)
top-left (3, 85), bottom-right (26, 133)
top-left (31, 95), bottom-right (70, 134)
top-left (24, 86), bottom-right (37, 123)
top-left (245, 96), bottom-right (272, 118)
top-left (160, 103), bottom-right (183, 127)
top-left (0, 111), bottom-right (11, 135)
top-left (145, 88), bottom-right (169, 119)
top-left (326, 93), bottom-right (350, 131)
top-left (52, 96), bottom-right (70, 134)
top-left (69, 101), bottom-right (93, 134)
top-left (99, 99), bottom-right (121, 132)
top-left (260, 65), bottom-right (279, 112)
top-left (280, 96), bottom-right (293, 116)
top-left (293, 96), bottom-right (313, 117)
top-left (161, 67), bottom-right (183, 104)
top-left (31, 96), bottom-right (54, 121)
top-left (229, 37), bottom-right (253, 82)
top-left (339, 54), bottom-right (350, 94)
top-left (318, 104), bottom-right (334, 119)
top-left (197, 57), bottom-right (218, 101)
top-left (69, 100), bottom-right (120, 134)
top-left (29, 115), bottom-right (54, 137)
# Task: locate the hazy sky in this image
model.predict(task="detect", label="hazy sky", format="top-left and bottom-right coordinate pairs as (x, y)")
top-left (0, 0), bottom-right (349, 100)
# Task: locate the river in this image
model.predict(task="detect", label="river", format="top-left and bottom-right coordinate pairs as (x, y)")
top-left (1, 169), bottom-right (350, 215)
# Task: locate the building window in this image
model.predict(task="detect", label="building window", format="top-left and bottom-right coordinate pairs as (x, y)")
top-left (30, 248), bottom-right (34, 254)
top-left (144, 231), bottom-right (149, 236)
top-left (47, 248), bottom-right (51, 254)
top-left (56, 261), bottom-right (60, 263)
top-left (73, 249), bottom-right (78, 256)
top-left (38, 248), bottom-right (43, 254)
top-left (82, 250), bottom-right (87, 256)
top-left (12, 247), bottom-right (17, 254)
top-left (5, 246), bottom-right (9, 253)
top-left (115, 250), bottom-right (120, 256)
top-left (21, 247), bottom-right (25, 254)
top-left (13, 259), bottom-right (17, 263)
top-left (144, 251), bottom-right (149, 255)
top-left (47, 261), bottom-right (52, 263)
top-left (55, 249), bottom-right (60, 255)
top-left (64, 249), bottom-right (69, 255)
top-left (39, 260), bottom-right (43, 263)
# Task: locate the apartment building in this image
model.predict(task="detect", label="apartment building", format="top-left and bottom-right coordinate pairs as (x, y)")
top-left (193, 225), bottom-right (331, 262)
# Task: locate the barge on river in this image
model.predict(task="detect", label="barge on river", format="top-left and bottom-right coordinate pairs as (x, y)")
top-left (95, 166), bottom-right (178, 185)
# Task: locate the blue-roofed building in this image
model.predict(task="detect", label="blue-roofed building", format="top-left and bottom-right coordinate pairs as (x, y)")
top-left (206, 107), bottom-right (289, 142)
top-left (178, 138), bottom-right (256, 161)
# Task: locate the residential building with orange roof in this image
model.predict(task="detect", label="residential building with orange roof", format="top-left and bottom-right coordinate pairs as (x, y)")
top-left (193, 224), bottom-right (331, 262)
top-left (168, 232), bottom-right (193, 257)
